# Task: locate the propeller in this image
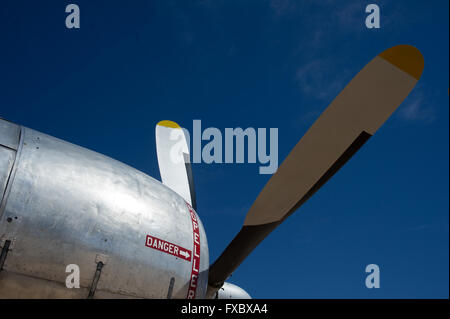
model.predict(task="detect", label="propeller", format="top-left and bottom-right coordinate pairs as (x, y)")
top-left (206, 45), bottom-right (424, 297)
top-left (156, 120), bottom-right (197, 210)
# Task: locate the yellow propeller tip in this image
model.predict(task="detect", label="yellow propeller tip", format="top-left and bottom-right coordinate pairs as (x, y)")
top-left (157, 120), bottom-right (181, 128)
top-left (379, 45), bottom-right (424, 80)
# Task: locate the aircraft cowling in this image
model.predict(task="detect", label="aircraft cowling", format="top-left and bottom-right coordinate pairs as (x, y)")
top-left (215, 282), bottom-right (251, 299)
top-left (0, 119), bottom-right (20, 207)
top-left (0, 118), bottom-right (209, 299)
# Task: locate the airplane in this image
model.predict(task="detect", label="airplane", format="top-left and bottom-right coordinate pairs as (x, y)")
top-left (0, 45), bottom-right (424, 299)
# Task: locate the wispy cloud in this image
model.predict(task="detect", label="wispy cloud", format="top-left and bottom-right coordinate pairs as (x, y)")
top-left (334, 1), bottom-right (366, 31)
top-left (289, 1), bottom-right (404, 105)
top-left (269, 0), bottom-right (297, 18)
top-left (397, 89), bottom-right (435, 124)
top-left (288, 2), bottom-right (371, 104)
top-left (295, 58), bottom-right (351, 102)
top-left (297, 109), bottom-right (321, 125)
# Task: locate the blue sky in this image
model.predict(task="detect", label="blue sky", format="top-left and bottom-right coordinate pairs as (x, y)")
top-left (0, 1), bottom-right (448, 298)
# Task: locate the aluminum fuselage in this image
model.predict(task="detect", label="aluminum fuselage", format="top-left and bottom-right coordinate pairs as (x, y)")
top-left (0, 119), bottom-right (209, 298)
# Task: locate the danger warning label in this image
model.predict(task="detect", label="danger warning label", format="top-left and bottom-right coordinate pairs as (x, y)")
top-left (145, 235), bottom-right (192, 262)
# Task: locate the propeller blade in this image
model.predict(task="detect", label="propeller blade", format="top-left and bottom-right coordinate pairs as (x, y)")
top-left (207, 45), bottom-right (424, 295)
top-left (155, 120), bottom-right (197, 210)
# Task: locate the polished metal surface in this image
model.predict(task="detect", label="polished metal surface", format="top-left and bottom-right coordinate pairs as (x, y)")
top-left (216, 282), bottom-right (251, 299)
top-left (0, 119), bottom-right (20, 217)
top-left (0, 147), bottom-right (15, 205)
top-left (0, 119), bottom-right (20, 150)
top-left (0, 122), bottom-right (209, 298)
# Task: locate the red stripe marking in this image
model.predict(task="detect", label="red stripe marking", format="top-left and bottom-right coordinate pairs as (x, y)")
top-left (186, 202), bottom-right (201, 299)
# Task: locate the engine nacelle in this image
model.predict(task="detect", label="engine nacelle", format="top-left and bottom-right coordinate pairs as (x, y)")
top-left (215, 282), bottom-right (251, 299)
top-left (0, 119), bottom-right (19, 205)
top-left (0, 118), bottom-right (209, 299)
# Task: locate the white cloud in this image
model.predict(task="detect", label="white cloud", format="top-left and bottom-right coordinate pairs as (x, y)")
top-left (398, 90), bottom-right (435, 124)
top-left (269, 0), bottom-right (297, 17)
top-left (295, 58), bottom-right (351, 102)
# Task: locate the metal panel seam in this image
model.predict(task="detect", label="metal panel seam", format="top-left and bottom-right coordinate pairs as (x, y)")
top-left (0, 126), bottom-right (24, 221)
